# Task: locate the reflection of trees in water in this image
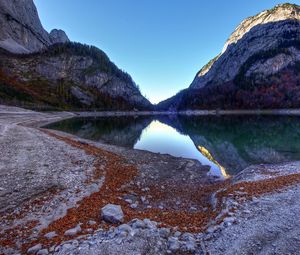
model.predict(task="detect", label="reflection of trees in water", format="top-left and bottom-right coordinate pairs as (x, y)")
top-left (47, 115), bottom-right (300, 175)
top-left (46, 116), bottom-right (154, 148)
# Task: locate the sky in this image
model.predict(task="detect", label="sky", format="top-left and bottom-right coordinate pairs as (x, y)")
top-left (34, 0), bottom-right (299, 104)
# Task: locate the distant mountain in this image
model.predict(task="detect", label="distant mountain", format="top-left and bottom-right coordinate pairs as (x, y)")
top-left (158, 3), bottom-right (300, 110)
top-left (0, 0), bottom-right (152, 111)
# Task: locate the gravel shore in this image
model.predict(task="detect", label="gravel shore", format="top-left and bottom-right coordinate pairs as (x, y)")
top-left (0, 105), bottom-right (300, 255)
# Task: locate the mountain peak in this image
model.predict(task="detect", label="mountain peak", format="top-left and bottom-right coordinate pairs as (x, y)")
top-left (0, 0), bottom-right (69, 53)
top-left (222, 3), bottom-right (300, 54)
top-left (196, 3), bottom-right (300, 80)
top-left (50, 29), bottom-right (70, 44)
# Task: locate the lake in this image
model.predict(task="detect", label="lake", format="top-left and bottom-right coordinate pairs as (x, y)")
top-left (45, 115), bottom-right (300, 178)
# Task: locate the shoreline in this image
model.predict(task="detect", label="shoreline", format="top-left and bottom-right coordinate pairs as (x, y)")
top-left (1, 105), bottom-right (300, 254)
top-left (72, 108), bottom-right (300, 117)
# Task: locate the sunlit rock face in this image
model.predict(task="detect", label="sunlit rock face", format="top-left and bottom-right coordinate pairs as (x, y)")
top-left (191, 4), bottom-right (300, 89)
top-left (0, 0), bottom-right (69, 53)
top-left (157, 4), bottom-right (300, 110)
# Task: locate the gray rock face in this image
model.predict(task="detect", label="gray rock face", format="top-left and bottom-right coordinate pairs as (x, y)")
top-left (0, 0), bottom-right (68, 53)
top-left (101, 204), bottom-right (124, 224)
top-left (191, 3), bottom-right (300, 89)
top-left (50, 29), bottom-right (70, 44)
top-left (0, 0), bottom-right (151, 111)
top-left (0, 50), bottom-right (152, 109)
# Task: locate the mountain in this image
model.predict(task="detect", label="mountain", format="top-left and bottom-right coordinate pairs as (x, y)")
top-left (0, 0), bottom-right (69, 53)
top-left (158, 3), bottom-right (300, 110)
top-left (0, 0), bottom-right (152, 111)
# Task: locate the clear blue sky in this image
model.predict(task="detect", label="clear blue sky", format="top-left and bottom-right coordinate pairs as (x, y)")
top-left (34, 0), bottom-right (299, 104)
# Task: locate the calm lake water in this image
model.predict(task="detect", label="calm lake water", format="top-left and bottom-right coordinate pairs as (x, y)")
top-left (46, 115), bottom-right (300, 178)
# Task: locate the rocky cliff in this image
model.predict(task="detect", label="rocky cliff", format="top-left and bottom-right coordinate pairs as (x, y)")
top-left (0, 0), bottom-right (69, 53)
top-left (158, 3), bottom-right (300, 110)
top-left (0, 0), bottom-right (152, 111)
top-left (0, 43), bottom-right (152, 110)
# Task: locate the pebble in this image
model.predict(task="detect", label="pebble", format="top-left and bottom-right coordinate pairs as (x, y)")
top-left (206, 225), bottom-right (219, 234)
top-left (131, 219), bottom-right (146, 229)
top-left (62, 243), bottom-right (73, 250)
top-left (118, 224), bottom-right (133, 234)
top-left (223, 217), bottom-right (236, 225)
top-left (27, 244), bottom-right (42, 254)
top-left (64, 225), bottom-right (81, 236)
top-left (125, 199), bottom-right (133, 204)
top-left (144, 219), bottom-right (157, 229)
top-left (174, 231), bottom-right (181, 237)
top-left (168, 237), bottom-right (180, 251)
top-left (44, 231), bottom-right (57, 239)
top-left (130, 203), bottom-right (138, 209)
top-left (37, 249), bottom-right (49, 255)
top-left (159, 228), bottom-right (171, 238)
top-left (184, 240), bottom-right (196, 252)
top-left (88, 220), bottom-right (97, 225)
top-left (181, 233), bottom-right (194, 241)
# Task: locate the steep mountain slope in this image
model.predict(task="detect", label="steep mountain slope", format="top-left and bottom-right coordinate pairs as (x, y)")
top-left (0, 0), bottom-right (152, 111)
top-left (158, 3), bottom-right (300, 110)
top-left (0, 0), bottom-right (69, 53)
top-left (0, 43), bottom-right (152, 110)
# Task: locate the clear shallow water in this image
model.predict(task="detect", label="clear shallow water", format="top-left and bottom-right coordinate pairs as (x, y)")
top-left (46, 115), bottom-right (300, 177)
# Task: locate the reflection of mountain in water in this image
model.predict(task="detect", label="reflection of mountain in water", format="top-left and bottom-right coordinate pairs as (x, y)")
top-left (47, 115), bottom-right (300, 175)
top-left (46, 116), bottom-right (153, 148)
top-left (175, 115), bottom-right (300, 174)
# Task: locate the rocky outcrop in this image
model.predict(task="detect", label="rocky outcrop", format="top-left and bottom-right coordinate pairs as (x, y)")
top-left (49, 29), bottom-right (69, 44)
top-left (0, 1), bottom-right (152, 111)
top-left (191, 4), bottom-right (300, 89)
top-left (159, 3), bottom-right (300, 110)
top-left (0, 0), bottom-right (69, 53)
top-left (0, 43), bottom-right (153, 110)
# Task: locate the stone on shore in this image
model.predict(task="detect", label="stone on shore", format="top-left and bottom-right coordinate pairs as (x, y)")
top-left (64, 225), bottom-right (82, 236)
top-left (27, 244), bottom-right (42, 254)
top-left (101, 204), bottom-right (124, 224)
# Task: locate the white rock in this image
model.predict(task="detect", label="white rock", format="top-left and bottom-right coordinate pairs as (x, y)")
top-left (143, 219), bottom-right (157, 229)
top-left (37, 249), bottom-right (49, 255)
top-left (44, 231), bottom-right (57, 239)
top-left (27, 244), bottom-right (42, 254)
top-left (64, 225), bottom-right (81, 236)
top-left (101, 204), bottom-right (124, 224)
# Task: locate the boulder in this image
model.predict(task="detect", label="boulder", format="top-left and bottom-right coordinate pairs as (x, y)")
top-left (101, 204), bottom-right (124, 224)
